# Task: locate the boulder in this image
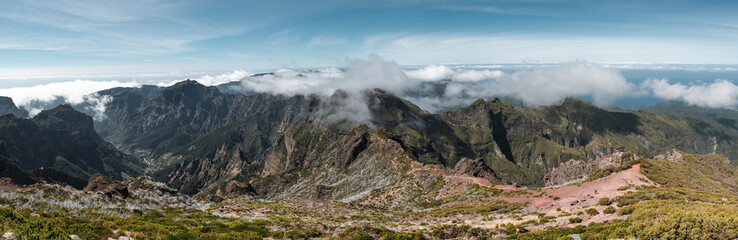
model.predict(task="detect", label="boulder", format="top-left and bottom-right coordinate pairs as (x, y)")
top-left (84, 173), bottom-right (129, 198)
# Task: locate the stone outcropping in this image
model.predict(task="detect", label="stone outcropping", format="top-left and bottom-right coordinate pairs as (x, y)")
top-left (84, 173), bottom-right (130, 198)
top-left (453, 157), bottom-right (501, 185)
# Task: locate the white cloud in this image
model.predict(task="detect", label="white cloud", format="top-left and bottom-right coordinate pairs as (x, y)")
top-left (196, 70), bottom-right (252, 86)
top-left (405, 65), bottom-right (455, 81)
top-left (83, 93), bottom-right (113, 121)
top-left (642, 78), bottom-right (738, 108)
top-left (6, 56), bottom-right (737, 127)
top-left (405, 65), bottom-right (503, 82)
top-left (0, 80), bottom-right (140, 107)
top-left (496, 62), bottom-right (634, 106)
top-left (0, 70), bottom-right (249, 119)
top-left (232, 56), bottom-right (635, 114)
top-left (235, 54), bottom-right (416, 96)
top-left (0, 79), bottom-right (140, 118)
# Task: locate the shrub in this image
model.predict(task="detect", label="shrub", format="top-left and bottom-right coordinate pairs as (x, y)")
top-left (616, 198), bottom-right (639, 207)
top-left (568, 217), bottom-right (582, 223)
top-left (617, 206), bottom-right (634, 215)
top-left (598, 198), bottom-right (611, 206)
top-left (585, 208), bottom-right (599, 216)
top-left (351, 233), bottom-right (374, 240)
top-left (602, 206), bottom-right (616, 214)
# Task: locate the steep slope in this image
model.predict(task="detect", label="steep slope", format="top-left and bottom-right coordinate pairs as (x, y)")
top-left (0, 96), bottom-right (28, 118)
top-left (86, 79), bottom-right (738, 200)
top-left (0, 140), bottom-right (37, 186)
top-left (0, 105), bottom-right (144, 188)
top-left (95, 80), bottom-right (318, 171)
top-left (154, 94), bottom-right (316, 196)
top-left (148, 88), bottom-right (738, 200)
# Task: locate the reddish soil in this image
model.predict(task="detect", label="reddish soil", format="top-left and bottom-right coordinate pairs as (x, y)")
top-left (496, 164), bottom-right (655, 211)
top-left (0, 178), bottom-right (22, 191)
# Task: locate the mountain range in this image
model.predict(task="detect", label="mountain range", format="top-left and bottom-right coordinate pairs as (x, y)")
top-left (2, 79), bottom-right (737, 203)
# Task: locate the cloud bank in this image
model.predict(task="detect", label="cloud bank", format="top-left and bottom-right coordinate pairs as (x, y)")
top-left (0, 70), bottom-right (252, 119)
top-left (0, 80), bottom-right (142, 118)
top-left (2, 56), bottom-right (738, 125)
top-left (642, 78), bottom-right (738, 108)
top-left (231, 57), bottom-right (635, 113)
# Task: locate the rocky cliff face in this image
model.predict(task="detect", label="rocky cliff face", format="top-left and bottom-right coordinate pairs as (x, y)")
top-left (95, 81), bottom-right (317, 171)
top-left (76, 80), bottom-right (738, 201)
top-left (453, 157), bottom-right (501, 185)
top-left (0, 105), bottom-right (144, 188)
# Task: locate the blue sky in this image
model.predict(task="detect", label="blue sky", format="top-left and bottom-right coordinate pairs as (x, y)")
top-left (1, 0), bottom-right (738, 85)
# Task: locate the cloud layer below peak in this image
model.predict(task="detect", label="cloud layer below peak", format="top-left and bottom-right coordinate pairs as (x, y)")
top-left (2, 56), bottom-right (738, 123)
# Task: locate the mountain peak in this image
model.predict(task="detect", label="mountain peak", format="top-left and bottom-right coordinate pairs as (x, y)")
top-left (160, 79), bottom-right (216, 105)
top-left (0, 96), bottom-right (29, 118)
top-left (170, 79), bottom-right (203, 88)
top-left (32, 104), bottom-right (94, 132)
top-left (559, 97), bottom-right (594, 107)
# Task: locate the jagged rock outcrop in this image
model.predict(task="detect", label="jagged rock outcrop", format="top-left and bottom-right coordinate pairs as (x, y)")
top-left (453, 157), bottom-right (501, 185)
top-left (544, 159), bottom-right (590, 186)
top-left (84, 173), bottom-right (130, 198)
top-left (224, 180), bottom-right (255, 196)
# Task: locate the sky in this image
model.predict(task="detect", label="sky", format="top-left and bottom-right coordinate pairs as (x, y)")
top-left (2, 0), bottom-right (738, 116)
top-left (2, 0), bottom-right (738, 85)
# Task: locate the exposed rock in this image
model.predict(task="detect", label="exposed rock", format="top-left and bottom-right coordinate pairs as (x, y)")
top-left (336, 132), bottom-right (369, 168)
top-left (655, 149), bottom-right (683, 161)
top-left (453, 158), bottom-right (501, 185)
top-left (84, 173), bottom-right (130, 198)
top-left (315, 185), bottom-right (335, 200)
top-left (224, 180), bottom-right (255, 196)
top-left (544, 159), bottom-right (590, 186)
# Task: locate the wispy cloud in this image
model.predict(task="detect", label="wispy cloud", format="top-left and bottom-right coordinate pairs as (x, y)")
top-left (0, 0), bottom-right (252, 56)
top-left (308, 35), bottom-right (347, 47)
top-left (361, 33), bottom-right (738, 64)
top-left (270, 29), bottom-right (295, 46)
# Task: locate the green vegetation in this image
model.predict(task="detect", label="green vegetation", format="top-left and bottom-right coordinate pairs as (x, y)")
top-left (585, 208), bottom-right (599, 216)
top-left (602, 206), bottom-right (616, 214)
top-left (0, 207), bottom-right (271, 240)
